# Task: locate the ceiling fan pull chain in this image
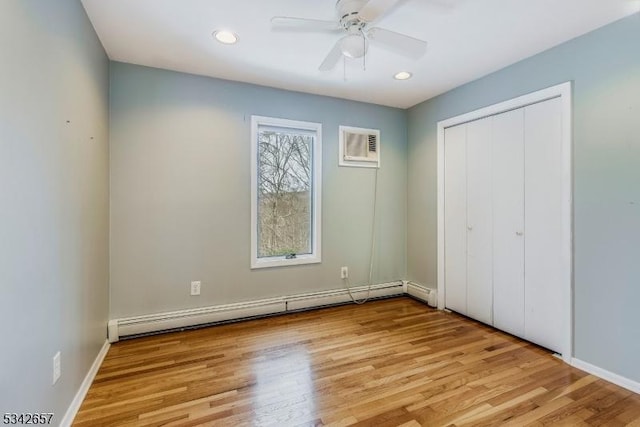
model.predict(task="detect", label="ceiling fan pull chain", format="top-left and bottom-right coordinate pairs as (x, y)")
top-left (343, 56), bottom-right (347, 82)
top-left (362, 30), bottom-right (367, 72)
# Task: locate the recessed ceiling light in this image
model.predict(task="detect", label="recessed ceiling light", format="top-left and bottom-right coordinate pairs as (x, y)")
top-left (394, 71), bottom-right (413, 81)
top-left (213, 30), bottom-right (238, 45)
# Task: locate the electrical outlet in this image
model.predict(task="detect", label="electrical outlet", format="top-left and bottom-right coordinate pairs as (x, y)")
top-left (52, 351), bottom-right (61, 385)
top-left (341, 266), bottom-right (348, 279)
top-left (190, 281), bottom-right (201, 296)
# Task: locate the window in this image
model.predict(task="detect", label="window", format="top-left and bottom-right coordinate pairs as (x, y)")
top-left (251, 116), bottom-right (322, 269)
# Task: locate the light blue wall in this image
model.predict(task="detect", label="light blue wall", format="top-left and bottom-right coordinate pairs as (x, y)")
top-left (407, 13), bottom-right (640, 382)
top-left (2, 2), bottom-right (637, 416)
top-left (0, 0), bottom-right (110, 422)
top-left (109, 63), bottom-right (407, 318)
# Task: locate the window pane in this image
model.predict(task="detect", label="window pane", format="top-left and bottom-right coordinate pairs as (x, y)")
top-left (257, 127), bottom-right (313, 258)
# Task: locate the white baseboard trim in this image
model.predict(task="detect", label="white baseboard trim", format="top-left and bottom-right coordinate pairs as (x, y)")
top-left (108, 281), bottom-right (406, 342)
top-left (571, 358), bottom-right (640, 395)
top-left (60, 339), bottom-right (110, 427)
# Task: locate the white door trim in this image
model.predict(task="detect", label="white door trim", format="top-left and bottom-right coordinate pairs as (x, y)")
top-left (436, 82), bottom-right (573, 363)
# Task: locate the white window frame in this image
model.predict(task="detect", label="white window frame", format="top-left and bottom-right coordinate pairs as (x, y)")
top-left (250, 116), bottom-right (322, 269)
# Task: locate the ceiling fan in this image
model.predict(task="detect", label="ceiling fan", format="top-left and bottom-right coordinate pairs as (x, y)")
top-left (271, 0), bottom-right (428, 71)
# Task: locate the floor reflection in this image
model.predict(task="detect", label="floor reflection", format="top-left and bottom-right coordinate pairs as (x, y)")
top-left (251, 344), bottom-right (316, 426)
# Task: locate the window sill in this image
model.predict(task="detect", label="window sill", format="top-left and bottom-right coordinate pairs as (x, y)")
top-left (251, 254), bottom-right (321, 269)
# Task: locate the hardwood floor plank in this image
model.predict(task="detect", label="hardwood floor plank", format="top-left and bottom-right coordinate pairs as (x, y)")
top-left (74, 298), bottom-right (640, 426)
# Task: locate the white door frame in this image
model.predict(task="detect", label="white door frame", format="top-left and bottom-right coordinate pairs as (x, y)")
top-left (436, 82), bottom-right (573, 362)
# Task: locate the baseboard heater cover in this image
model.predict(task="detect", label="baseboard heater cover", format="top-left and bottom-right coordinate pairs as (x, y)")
top-left (406, 282), bottom-right (437, 307)
top-left (286, 282), bottom-right (403, 311)
top-left (108, 281), bottom-right (406, 342)
top-left (108, 300), bottom-right (286, 342)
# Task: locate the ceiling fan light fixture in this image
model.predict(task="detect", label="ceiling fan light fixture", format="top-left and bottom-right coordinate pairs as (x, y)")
top-left (339, 34), bottom-right (368, 59)
top-left (394, 71), bottom-right (413, 80)
top-left (213, 30), bottom-right (238, 45)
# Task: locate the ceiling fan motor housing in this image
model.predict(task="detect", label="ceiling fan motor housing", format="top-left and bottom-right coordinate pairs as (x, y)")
top-left (337, 0), bottom-right (368, 30)
top-left (336, 0), bottom-right (369, 58)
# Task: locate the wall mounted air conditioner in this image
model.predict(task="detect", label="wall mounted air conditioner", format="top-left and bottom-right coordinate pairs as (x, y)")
top-left (339, 126), bottom-right (380, 168)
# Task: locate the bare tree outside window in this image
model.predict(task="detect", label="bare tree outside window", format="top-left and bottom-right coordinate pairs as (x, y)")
top-left (257, 128), bottom-right (313, 258)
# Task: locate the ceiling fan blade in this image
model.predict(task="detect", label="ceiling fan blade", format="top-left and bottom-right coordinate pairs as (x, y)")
top-left (319, 40), bottom-right (344, 71)
top-left (367, 27), bottom-right (427, 59)
top-left (429, 0), bottom-right (471, 11)
top-left (358, 0), bottom-right (402, 23)
top-left (271, 16), bottom-right (342, 32)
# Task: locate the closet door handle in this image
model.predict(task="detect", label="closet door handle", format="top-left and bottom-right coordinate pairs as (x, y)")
top-left (467, 225), bottom-right (473, 231)
top-left (516, 231), bottom-right (524, 236)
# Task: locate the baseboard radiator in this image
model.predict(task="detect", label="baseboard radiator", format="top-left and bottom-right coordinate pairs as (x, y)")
top-left (406, 281), bottom-right (437, 307)
top-left (108, 281), bottom-right (436, 342)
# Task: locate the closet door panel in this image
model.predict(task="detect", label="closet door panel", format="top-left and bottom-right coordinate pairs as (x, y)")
top-left (524, 98), bottom-right (564, 353)
top-left (492, 109), bottom-right (525, 338)
top-left (466, 118), bottom-right (493, 324)
top-left (444, 124), bottom-right (468, 314)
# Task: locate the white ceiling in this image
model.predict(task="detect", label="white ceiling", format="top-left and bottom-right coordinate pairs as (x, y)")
top-left (81, 0), bottom-right (639, 109)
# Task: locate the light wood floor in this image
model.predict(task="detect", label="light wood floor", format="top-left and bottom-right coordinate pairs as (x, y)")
top-left (74, 298), bottom-right (640, 426)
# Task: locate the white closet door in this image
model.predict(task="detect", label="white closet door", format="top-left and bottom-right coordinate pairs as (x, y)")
top-left (524, 98), bottom-right (564, 353)
top-left (492, 109), bottom-right (525, 337)
top-left (466, 118), bottom-right (493, 324)
top-left (444, 124), bottom-right (467, 314)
